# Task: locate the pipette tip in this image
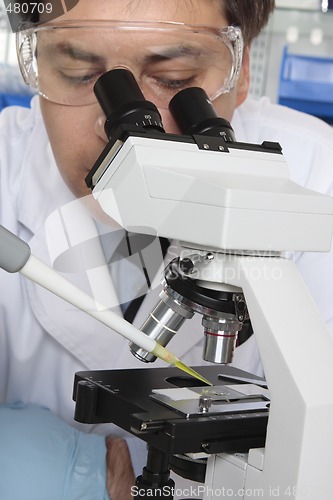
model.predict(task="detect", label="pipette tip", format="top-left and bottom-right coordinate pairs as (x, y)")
top-left (152, 343), bottom-right (213, 386)
top-left (174, 359), bottom-right (213, 386)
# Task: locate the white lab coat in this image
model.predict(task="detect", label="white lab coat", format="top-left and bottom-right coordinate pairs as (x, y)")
top-left (1, 96), bottom-right (333, 435)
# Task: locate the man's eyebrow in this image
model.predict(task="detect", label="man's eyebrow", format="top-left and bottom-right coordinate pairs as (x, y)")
top-left (49, 42), bottom-right (106, 64)
top-left (47, 42), bottom-right (203, 65)
top-left (142, 45), bottom-right (203, 64)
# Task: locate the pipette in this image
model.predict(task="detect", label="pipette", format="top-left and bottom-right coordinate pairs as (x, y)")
top-left (0, 225), bottom-right (212, 386)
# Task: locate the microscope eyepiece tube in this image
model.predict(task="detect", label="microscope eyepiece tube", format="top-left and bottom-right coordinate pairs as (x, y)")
top-left (94, 69), bottom-right (146, 117)
top-left (168, 87), bottom-right (235, 141)
top-left (93, 68), bottom-right (164, 139)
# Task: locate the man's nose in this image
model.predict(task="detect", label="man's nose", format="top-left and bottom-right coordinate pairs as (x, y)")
top-left (94, 115), bottom-right (109, 142)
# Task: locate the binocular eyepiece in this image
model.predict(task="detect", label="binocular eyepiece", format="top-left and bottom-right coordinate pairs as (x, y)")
top-left (94, 68), bottom-right (235, 141)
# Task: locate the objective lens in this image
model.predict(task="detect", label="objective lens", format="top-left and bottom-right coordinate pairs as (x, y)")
top-left (130, 287), bottom-right (194, 363)
top-left (202, 315), bottom-right (242, 364)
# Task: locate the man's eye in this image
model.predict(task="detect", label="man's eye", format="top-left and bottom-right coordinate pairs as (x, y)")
top-left (152, 75), bottom-right (196, 90)
top-left (59, 71), bottom-right (102, 85)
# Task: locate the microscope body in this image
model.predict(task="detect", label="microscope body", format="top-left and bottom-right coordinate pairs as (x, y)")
top-left (90, 127), bottom-right (333, 499)
top-left (81, 70), bottom-right (333, 499)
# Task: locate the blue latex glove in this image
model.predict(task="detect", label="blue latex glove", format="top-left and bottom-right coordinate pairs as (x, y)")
top-left (0, 403), bottom-right (109, 500)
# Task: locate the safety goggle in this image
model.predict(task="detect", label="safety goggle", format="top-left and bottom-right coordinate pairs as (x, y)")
top-left (16, 20), bottom-right (243, 108)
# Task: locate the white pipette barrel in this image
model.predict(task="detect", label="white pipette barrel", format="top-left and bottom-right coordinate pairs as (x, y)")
top-left (0, 225), bottom-right (211, 385)
top-left (21, 254), bottom-right (157, 353)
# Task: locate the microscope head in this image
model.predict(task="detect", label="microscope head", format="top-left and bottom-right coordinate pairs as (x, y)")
top-left (86, 69), bottom-right (333, 366)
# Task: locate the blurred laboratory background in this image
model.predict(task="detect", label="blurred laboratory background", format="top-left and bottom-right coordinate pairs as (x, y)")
top-left (1, 0), bottom-right (333, 123)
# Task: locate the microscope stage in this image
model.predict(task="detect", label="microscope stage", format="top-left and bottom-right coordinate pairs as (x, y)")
top-left (73, 365), bottom-right (269, 455)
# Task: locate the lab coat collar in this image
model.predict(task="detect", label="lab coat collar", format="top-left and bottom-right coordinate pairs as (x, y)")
top-left (17, 97), bottom-right (75, 238)
top-left (231, 102), bottom-right (248, 142)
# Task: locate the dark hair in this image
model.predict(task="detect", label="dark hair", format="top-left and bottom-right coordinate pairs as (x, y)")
top-left (222, 0), bottom-right (275, 45)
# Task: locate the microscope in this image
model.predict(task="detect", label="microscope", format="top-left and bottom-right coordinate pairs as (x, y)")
top-left (73, 69), bottom-right (333, 499)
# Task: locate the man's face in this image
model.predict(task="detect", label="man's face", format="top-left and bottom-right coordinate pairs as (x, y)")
top-left (39, 0), bottom-right (250, 199)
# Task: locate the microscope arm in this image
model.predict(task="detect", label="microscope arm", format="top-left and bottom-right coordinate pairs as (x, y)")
top-left (199, 253), bottom-right (333, 499)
